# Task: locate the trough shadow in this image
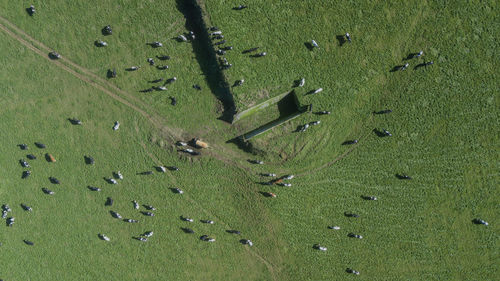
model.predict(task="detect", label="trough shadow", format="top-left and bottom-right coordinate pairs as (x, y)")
top-left (175, 0), bottom-right (235, 122)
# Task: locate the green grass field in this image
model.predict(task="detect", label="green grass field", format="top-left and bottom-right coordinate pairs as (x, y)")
top-left (0, 0), bottom-right (498, 280)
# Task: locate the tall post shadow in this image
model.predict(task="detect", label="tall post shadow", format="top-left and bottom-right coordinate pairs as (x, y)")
top-left (176, 0), bottom-right (236, 122)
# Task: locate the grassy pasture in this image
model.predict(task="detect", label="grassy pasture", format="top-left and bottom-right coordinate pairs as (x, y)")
top-left (0, 0), bottom-right (498, 280)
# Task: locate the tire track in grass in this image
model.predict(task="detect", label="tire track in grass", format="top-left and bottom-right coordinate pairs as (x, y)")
top-left (138, 138), bottom-right (278, 281)
top-left (0, 16), bottom-right (254, 175)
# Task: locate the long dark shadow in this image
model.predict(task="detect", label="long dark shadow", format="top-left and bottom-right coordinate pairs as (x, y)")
top-left (175, 0), bottom-right (236, 122)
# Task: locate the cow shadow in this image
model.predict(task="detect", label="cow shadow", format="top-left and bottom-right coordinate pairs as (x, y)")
top-left (336, 35), bottom-right (346, 46)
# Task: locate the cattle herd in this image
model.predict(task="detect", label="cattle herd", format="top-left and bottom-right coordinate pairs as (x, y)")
top-left (2, 4), bottom-right (488, 279)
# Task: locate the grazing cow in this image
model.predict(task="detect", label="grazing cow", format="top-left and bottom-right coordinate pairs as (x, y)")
top-left (19, 144), bottom-right (28, 150)
top-left (174, 187), bottom-right (184, 194)
top-left (221, 46), bottom-right (233, 51)
top-left (182, 227), bottom-right (195, 234)
top-left (264, 192), bottom-right (276, 198)
top-left (348, 233), bottom-right (363, 239)
top-left (346, 268), bottom-right (360, 275)
top-left (20, 159), bottom-right (29, 168)
top-left (178, 34), bottom-right (188, 42)
top-left (396, 174), bottom-right (412, 180)
top-left (215, 40), bottom-right (226, 46)
top-left (170, 97), bottom-right (177, 106)
top-left (209, 26), bottom-right (220, 31)
top-left (127, 66), bottom-right (140, 71)
top-left (35, 142), bottom-right (46, 149)
top-left (193, 84), bottom-right (202, 90)
top-left (2, 205), bottom-right (11, 212)
top-left (317, 111), bottom-right (330, 115)
top-left (167, 77), bottom-right (177, 84)
top-left (374, 109), bottom-right (392, 115)
top-left (241, 239), bottom-right (253, 246)
top-left (22, 170), bottom-right (31, 179)
top-left (23, 240), bottom-right (34, 246)
top-left (143, 231), bottom-right (154, 238)
top-left (213, 34), bottom-right (224, 40)
top-left (88, 186), bottom-right (101, 192)
top-left (108, 69), bottom-right (117, 78)
top-left (150, 42), bottom-right (163, 48)
top-left (49, 51), bottom-right (61, 59)
top-left (188, 31), bottom-right (195, 40)
top-left (472, 219), bottom-right (489, 226)
top-left (181, 216), bottom-right (194, 222)
top-left (313, 244), bottom-right (327, 251)
top-left (157, 55), bottom-right (170, 60)
top-left (233, 5), bottom-right (247, 10)
top-left (300, 123), bottom-right (309, 132)
top-left (400, 63), bottom-right (409, 71)
top-left (361, 196), bottom-right (377, 201)
top-left (95, 40), bottom-right (108, 47)
top-left (154, 86), bottom-right (167, 91)
top-left (210, 31), bottom-right (222, 36)
top-left (345, 32), bottom-right (352, 43)
top-left (157, 65), bottom-right (169, 70)
top-left (201, 220), bottom-right (214, 224)
top-left (116, 171), bottom-right (123, 180)
top-left (159, 166), bottom-right (167, 173)
top-left (113, 121), bottom-right (120, 130)
top-left (27, 5), bottom-right (36, 16)
top-left (217, 49), bottom-right (226, 55)
top-left (102, 25), bottom-right (112, 35)
top-left (328, 226), bottom-right (341, 230)
top-left (6, 217), bottom-right (14, 227)
top-left (311, 40), bottom-right (319, 49)
top-left (342, 139), bottom-right (358, 145)
top-left (234, 79), bottom-right (244, 87)
top-left (105, 197), bottom-right (113, 206)
top-left (110, 211), bottom-right (122, 219)
top-left (279, 183), bottom-right (292, 187)
top-left (310, 121), bottom-right (320, 126)
top-left (124, 219), bottom-right (139, 223)
top-left (84, 155), bottom-right (95, 165)
top-left (382, 128), bottom-right (392, 136)
top-left (144, 205), bottom-right (156, 211)
top-left (99, 234), bottom-right (110, 241)
top-left (132, 200), bottom-right (139, 209)
top-left (1, 211), bottom-right (6, 219)
top-left (42, 187), bottom-right (54, 195)
top-left (426, 61), bottom-right (434, 66)
top-left (261, 173), bottom-right (276, 177)
top-left (283, 175), bottom-right (295, 180)
top-left (49, 177), bottom-right (60, 184)
top-left (168, 166), bottom-right (180, 171)
top-left (27, 154), bottom-right (37, 160)
top-left (177, 141), bottom-right (188, 146)
top-left (416, 50), bottom-right (423, 58)
top-left (227, 230), bottom-right (241, 235)
top-left (250, 160), bottom-right (264, 165)
top-left (255, 52), bottom-right (267, 57)
top-left (147, 58), bottom-right (155, 65)
top-left (69, 118), bottom-right (82, 125)
top-left (299, 78), bottom-right (305, 87)
top-left (344, 212), bottom-right (360, 218)
top-left (200, 235), bottom-right (215, 242)
top-left (135, 237), bottom-right (147, 242)
top-left (142, 212), bottom-right (154, 217)
top-left (108, 178), bottom-right (118, 184)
